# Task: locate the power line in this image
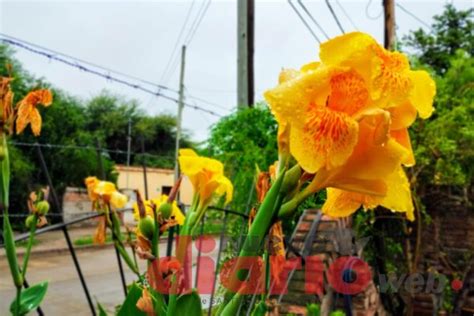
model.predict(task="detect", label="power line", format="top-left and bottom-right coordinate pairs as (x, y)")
top-left (159, 0), bottom-right (197, 87)
top-left (334, 0), bottom-right (358, 30)
top-left (396, 3), bottom-right (432, 29)
top-left (0, 32), bottom-right (178, 94)
top-left (296, 0), bottom-right (330, 39)
top-left (185, 0), bottom-right (212, 46)
top-left (287, 0), bottom-right (321, 44)
top-left (159, 0), bottom-right (212, 89)
top-left (365, 0), bottom-right (383, 20)
top-left (325, 0), bottom-right (345, 34)
top-left (9, 141), bottom-right (174, 158)
top-left (0, 37), bottom-right (224, 117)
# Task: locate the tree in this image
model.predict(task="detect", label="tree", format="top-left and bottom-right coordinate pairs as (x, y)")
top-left (403, 4), bottom-right (473, 75)
top-left (207, 104), bottom-right (278, 213)
top-left (0, 44), bottom-right (193, 222)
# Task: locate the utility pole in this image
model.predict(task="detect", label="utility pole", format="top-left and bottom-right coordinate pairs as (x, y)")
top-left (383, 0), bottom-right (396, 50)
top-left (126, 117), bottom-right (132, 188)
top-left (237, 0), bottom-right (254, 109)
top-left (174, 45), bottom-right (186, 183)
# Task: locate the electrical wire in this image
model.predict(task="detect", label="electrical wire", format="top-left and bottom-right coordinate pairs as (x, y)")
top-left (185, 0), bottom-right (212, 46)
top-left (159, 0), bottom-right (197, 88)
top-left (365, 0), bottom-right (383, 20)
top-left (287, 0), bottom-right (321, 43)
top-left (0, 32), bottom-right (178, 94)
top-left (9, 141), bottom-right (174, 158)
top-left (396, 3), bottom-right (432, 29)
top-left (296, 0), bottom-right (330, 39)
top-left (325, 0), bottom-right (345, 34)
top-left (0, 38), bottom-right (224, 117)
top-left (335, 0), bottom-right (358, 30)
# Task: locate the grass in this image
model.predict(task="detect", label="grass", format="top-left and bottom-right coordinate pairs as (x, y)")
top-left (73, 234), bottom-right (113, 246)
top-left (16, 238), bottom-right (40, 248)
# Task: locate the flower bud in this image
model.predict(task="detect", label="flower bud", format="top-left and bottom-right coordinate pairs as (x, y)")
top-left (158, 202), bottom-right (172, 219)
top-left (36, 200), bottom-right (50, 215)
top-left (138, 216), bottom-right (155, 240)
top-left (25, 215), bottom-right (36, 229)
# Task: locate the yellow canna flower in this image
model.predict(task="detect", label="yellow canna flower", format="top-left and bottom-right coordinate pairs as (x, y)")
top-left (265, 32), bottom-right (435, 176)
top-left (132, 194), bottom-right (185, 225)
top-left (178, 149), bottom-right (233, 205)
top-left (16, 89), bottom-right (53, 136)
top-left (84, 176), bottom-right (127, 209)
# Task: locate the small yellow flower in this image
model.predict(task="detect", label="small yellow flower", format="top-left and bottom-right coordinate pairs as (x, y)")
top-left (178, 149), bottom-right (233, 205)
top-left (84, 176), bottom-right (127, 209)
top-left (16, 89), bottom-right (53, 136)
top-left (132, 194), bottom-right (185, 225)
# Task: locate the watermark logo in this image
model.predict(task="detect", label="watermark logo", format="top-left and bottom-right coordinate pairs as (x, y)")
top-left (146, 233), bottom-right (465, 296)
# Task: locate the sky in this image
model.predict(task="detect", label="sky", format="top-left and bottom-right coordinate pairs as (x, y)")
top-left (0, 0), bottom-right (471, 143)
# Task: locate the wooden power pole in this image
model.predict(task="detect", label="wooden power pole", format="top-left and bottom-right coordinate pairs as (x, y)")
top-left (174, 45), bottom-right (186, 183)
top-left (383, 0), bottom-right (396, 50)
top-left (237, 0), bottom-right (255, 109)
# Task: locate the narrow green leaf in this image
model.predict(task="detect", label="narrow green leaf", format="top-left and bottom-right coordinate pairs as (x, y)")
top-left (97, 301), bottom-right (108, 316)
top-left (3, 213), bottom-right (22, 288)
top-left (174, 290), bottom-right (202, 316)
top-left (117, 283), bottom-right (146, 316)
top-left (251, 301), bottom-right (267, 316)
top-left (9, 282), bottom-right (48, 316)
top-left (149, 288), bottom-right (167, 315)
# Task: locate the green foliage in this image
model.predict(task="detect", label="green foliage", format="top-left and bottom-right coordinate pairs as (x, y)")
top-left (117, 283), bottom-right (146, 316)
top-left (409, 51), bottom-right (473, 189)
top-left (9, 281), bottom-right (48, 316)
top-left (174, 290), bottom-right (203, 316)
top-left (403, 4), bottom-right (473, 75)
top-left (207, 104), bottom-right (278, 213)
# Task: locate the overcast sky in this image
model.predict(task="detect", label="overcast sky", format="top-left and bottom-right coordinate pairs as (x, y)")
top-left (1, 0), bottom-right (471, 143)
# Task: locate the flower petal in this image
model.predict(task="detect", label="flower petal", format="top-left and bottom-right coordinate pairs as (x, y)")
top-left (322, 188), bottom-right (379, 218)
top-left (388, 102), bottom-right (417, 130)
top-left (380, 167), bottom-right (415, 221)
top-left (264, 65), bottom-right (333, 126)
top-left (30, 108), bottom-right (42, 136)
top-left (408, 70), bottom-right (436, 119)
top-left (290, 107), bottom-right (359, 173)
top-left (391, 128), bottom-right (415, 166)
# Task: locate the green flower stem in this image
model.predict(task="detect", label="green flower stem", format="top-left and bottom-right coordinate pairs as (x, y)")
top-left (219, 169), bottom-right (286, 316)
top-left (21, 215), bottom-right (38, 280)
top-left (15, 286), bottom-right (21, 316)
top-left (166, 275), bottom-right (177, 316)
top-left (278, 184), bottom-right (316, 219)
top-left (151, 207), bottom-right (159, 259)
top-left (109, 211), bottom-right (139, 276)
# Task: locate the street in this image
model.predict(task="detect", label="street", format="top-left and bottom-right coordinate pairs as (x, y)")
top-left (0, 237), bottom-right (222, 315)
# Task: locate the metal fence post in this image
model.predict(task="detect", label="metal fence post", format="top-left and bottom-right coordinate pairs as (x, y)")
top-left (35, 144), bottom-right (97, 316)
top-left (95, 140), bottom-right (128, 297)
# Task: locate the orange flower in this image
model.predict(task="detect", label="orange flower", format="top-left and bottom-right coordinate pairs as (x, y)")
top-left (16, 89), bottom-right (52, 136)
top-left (136, 288), bottom-right (154, 315)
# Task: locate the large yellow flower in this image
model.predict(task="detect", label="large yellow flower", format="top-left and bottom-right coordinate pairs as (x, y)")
top-left (132, 194), bottom-right (185, 225)
top-left (178, 149), bottom-right (233, 205)
top-left (16, 89), bottom-right (53, 136)
top-left (265, 32), bottom-right (435, 175)
top-left (265, 32), bottom-right (435, 220)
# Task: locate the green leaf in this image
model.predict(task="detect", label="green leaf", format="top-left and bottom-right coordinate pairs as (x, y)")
top-left (306, 303), bottom-right (321, 316)
top-left (117, 283), bottom-right (146, 316)
top-left (251, 301), bottom-right (267, 316)
top-left (9, 281), bottom-right (48, 316)
top-left (97, 301), bottom-right (108, 316)
top-left (174, 290), bottom-right (202, 316)
top-left (149, 288), bottom-right (167, 315)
